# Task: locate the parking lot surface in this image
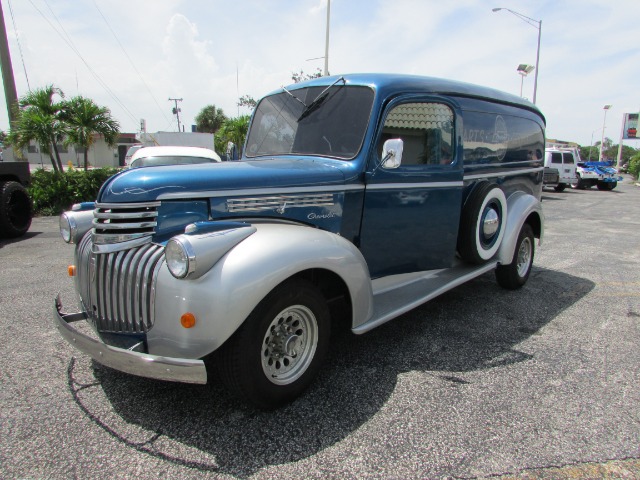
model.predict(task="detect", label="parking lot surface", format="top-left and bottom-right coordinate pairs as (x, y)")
top-left (1, 178), bottom-right (639, 479)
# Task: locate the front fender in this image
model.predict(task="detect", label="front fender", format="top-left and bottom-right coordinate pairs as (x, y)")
top-left (147, 223), bottom-right (373, 359)
top-left (496, 192), bottom-right (544, 265)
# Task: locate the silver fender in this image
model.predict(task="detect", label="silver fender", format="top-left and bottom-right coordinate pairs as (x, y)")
top-left (496, 191), bottom-right (544, 265)
top-left (147, 223), bottom-right (373, 359)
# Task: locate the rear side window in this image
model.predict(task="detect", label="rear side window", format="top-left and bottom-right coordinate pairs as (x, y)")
top-left (378, 102), bottom-right (455, 166)
top-left (562, 152), bottom-right (574, 164)
top-left (460, 106), bottom-right (544, 165)
top-left (551, 152), bottom-right (562, 164)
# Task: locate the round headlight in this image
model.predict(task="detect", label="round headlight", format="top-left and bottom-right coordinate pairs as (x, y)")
top-left (165, 238), bottom-right (195, 279)
top-left (59, 213), bottom-right (74, 243)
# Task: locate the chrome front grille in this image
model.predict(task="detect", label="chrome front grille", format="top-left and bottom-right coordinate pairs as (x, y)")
top-left (76, 233), bottom-right (164, 333)
top-left (93, 201), bottom-right (160, 245)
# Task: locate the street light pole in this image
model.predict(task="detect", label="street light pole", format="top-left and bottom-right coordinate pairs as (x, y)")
top-left (517, 64), bottom-right (534, 98)
top-left (493, 8), bottom-right (542, 104)
top-left (599, 104), bottom-right (612, 161)
top-left (324, 0), bottom-right (330, 76)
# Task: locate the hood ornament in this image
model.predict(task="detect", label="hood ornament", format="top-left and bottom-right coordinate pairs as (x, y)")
top-left (276, 201), bottom-right (288, 214)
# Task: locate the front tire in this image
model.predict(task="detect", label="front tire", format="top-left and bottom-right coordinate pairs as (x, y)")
top-left (495, 224), bottom-right (534, 290)
top-left (572, 177), bottom-right (586, 190)
top-left (216, 279), bottom-right (330, 409)
top-left (0, 181), bottom-right (33, 238)
top-left (597, 181), bottom-right (616, 191)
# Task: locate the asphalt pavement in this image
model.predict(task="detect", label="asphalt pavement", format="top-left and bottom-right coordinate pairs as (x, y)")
top-left (0, 177), bottom-right (639, 479)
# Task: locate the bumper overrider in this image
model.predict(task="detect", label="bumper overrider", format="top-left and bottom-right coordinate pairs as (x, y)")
top-left (54, 295), bottom-right (208, 384)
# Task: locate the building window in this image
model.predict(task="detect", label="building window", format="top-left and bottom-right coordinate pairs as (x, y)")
top-left (56, 144), bottom-right (68, 153)
top-left (27, 145), bottom-right (38, 153)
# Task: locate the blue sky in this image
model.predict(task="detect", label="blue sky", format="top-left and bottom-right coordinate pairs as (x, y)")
top-left (3, 0), bottom-right (639, 147)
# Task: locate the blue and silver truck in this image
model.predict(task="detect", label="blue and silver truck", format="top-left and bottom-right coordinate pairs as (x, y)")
top-left (55, 74), bottom-right (545, 408)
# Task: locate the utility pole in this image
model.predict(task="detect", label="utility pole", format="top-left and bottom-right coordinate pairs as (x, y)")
top-left (324, 0), bottom-right (330, 76)
top-left (169, 97), bottom-right (183, 132)
top-left (0, 0), bottom-right (18, 125)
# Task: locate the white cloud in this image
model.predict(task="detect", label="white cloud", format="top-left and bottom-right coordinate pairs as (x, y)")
top-left (1, 0), bottom-right (639, 146)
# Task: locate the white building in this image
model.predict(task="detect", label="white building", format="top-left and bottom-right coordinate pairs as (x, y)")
top-left (5, 131), bottom-right (216, 169)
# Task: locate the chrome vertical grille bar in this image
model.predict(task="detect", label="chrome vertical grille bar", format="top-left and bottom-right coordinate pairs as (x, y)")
top-left (74, 236), bottom-right (165, 334)
top-left (114, 250), bottom-right (130, 332)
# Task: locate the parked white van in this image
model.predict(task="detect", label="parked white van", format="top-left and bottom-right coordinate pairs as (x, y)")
top-left (544, 148), bottom-right (577, 192)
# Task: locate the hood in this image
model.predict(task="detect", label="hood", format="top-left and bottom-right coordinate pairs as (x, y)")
top-left (98, 158), bottom-right (348, 203)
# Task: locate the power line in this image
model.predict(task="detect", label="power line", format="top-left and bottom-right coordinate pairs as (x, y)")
top-left (6, 0), bottom-right (30, 91)
top-left (26, 0), bottom-right (139, 126)
top-left (92, 1), bottom-right (172, 129)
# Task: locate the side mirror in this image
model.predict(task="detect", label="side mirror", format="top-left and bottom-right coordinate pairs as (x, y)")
top-left (381, 138), bottom-right (403, 169)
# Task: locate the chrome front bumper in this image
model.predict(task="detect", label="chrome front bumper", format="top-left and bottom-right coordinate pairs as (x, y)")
top-left (54, 295), bottom-right (208, 384)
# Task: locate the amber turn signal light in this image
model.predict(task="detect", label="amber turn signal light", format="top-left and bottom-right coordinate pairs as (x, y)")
top-left (180, 312), bottom-right (196, 329)
top-left (68, 265), bottom-right (77, 277)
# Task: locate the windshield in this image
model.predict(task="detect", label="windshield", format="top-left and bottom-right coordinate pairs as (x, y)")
top-left (245, 85), bottom-right (374, 160)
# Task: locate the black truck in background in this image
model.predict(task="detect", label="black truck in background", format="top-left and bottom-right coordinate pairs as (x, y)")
top-left (0, 161), bottom-right (32, 238)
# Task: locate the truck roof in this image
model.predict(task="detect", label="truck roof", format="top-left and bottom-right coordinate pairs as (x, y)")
top-left (278, 73), bottom-right (546, 124)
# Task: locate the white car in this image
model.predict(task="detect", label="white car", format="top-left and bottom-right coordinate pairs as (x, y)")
top-left (127, 146), bottom-right (221, 169)
top-left (124, 144), bottom-right (144, 166)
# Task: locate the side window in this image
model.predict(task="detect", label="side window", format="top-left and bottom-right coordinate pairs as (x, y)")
top-left (551, 152), bottom-right (562, 164)
top-left (562, 152), bottom-right (574, 164)
top-left (379, 102), bottom-right (454, 166)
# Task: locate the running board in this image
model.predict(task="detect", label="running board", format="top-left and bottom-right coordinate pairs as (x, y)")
top-left (352, 261), bottom-right (498, 334)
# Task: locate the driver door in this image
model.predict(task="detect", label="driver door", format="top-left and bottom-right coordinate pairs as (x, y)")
top-left (359, 100), bottom-right (464, 278)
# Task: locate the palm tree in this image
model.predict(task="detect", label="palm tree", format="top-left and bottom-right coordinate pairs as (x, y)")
top-left (60, 96), bottom-right (120, 171)
top-left (195, 104), bottom-right (227, 134)
top-left (215, 115), bottom-right (250, 158)
top-left (8, 85), bottom-right (65, 172)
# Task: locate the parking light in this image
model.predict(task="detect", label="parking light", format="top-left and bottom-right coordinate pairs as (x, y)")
top-left (180, 312), bottom-right (196, 329)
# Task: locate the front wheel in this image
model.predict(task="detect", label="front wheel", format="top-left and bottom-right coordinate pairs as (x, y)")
top-left (0, 181), bottom-right (33, 238)
top-left (597, 181), bottom-right (616, 191)
top-left (571, 177), bottom-right (586, 190)
top-left (215, 279), bottom-right (330, 409)
top-left (495, 224), bottom-right (534, 290)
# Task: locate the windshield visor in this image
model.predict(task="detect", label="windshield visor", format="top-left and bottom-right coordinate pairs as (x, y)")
top-left (130, 156), bottom-right (216, 168)
top-left (245, 85), bottom-right (374, 160)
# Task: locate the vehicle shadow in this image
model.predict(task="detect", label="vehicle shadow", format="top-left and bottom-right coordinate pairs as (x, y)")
top-left (67, 266), bottom-right (594, 477)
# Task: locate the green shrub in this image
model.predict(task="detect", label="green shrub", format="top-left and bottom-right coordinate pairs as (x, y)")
top-left (28, 167), bottom-right (120, 216)
top-left (628, 153), bottom-right (640, 180)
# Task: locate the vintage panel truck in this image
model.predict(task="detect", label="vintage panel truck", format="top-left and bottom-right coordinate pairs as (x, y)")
top-left (55, 74), bottom-right (545, 408)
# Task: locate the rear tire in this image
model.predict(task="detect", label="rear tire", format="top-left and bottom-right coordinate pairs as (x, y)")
top-left (0, 181), bottom-right (32, 238)
top-left (495, 224), bottom-right (534, 290)
top-left (554, 183), bottom-right (566, 192)
top-left (215, 279), bottom-right (330, 409)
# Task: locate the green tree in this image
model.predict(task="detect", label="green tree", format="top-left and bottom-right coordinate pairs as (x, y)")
top-left (628, 152), bottom-right (640, 179)
top-left (237, 95), bottom-right (257, 110)
top-left (195, 104), bottom-right (227, 134)
top-left (59, 96), bottom-right (120, 171)
top-left (215, 115), bottom-right (250, 158)
top-left (7, 85), bottom-right (65, 172)
top-left (291, 68), bottom-right (324, 83)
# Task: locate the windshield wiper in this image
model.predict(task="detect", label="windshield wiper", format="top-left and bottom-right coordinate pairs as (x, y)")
top-left (282, 85), bottom-right (307, 108)
top-left (297, 76), bottom-right (345, 122)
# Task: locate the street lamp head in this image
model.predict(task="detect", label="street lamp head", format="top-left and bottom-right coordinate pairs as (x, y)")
top-left (492, 8), bottom-right (503, 12)
top-left (603, 104), bottom-right (612, 110)
top-left (517, 64), bottom-right (535, 75)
